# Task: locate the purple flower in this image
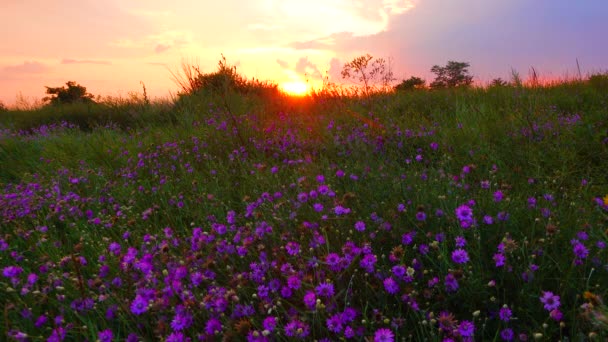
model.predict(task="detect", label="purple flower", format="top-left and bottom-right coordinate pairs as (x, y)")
top-left (326, 314), bottom-right (344, 333)
top-left (315, 282), bottom-right (335, 298)
top-left (550, 309), bottom-right (563, 321)
top-left (392, 265), bottom-right (406, 278)
top-left (287, 275), bottom-right (302, 289)
top-left (284, 319), bottom-right (309, 338)
top-left (499, 306), bottom-right (512, 322)
top-left (415, 211), bottom-right (426, 221)
top-left (493, 253), bottom-right (505, 267)
top-left (540, 291), bottom-right (560, 311)
top-left (458, 320), bottom-right (475, 337)
top-left (451, 249), bottom-right (470, 264)
top-left (493, 190), bottom-right (504, 202)
top-left (455, 236), bottom-right (466, 247)
top-left (383, 277), bottom-right (399, 294)
top-left (360, 253), bottom-right (377, 273)
top-left (483, 215), bottom-right (494, 225)
top-left (171, 307), bottom-right (193, 331)
top-left (572, 241), bottom-right (589, 259)
top-left (444, 273), bottom-right (459, 292)
top-left (374, 328), bottom-right (395, 342)
top-left (2, 266), bottom-right (23, 278)
top-left (313, 203), bottom-right (324, 212)
top-left (455, 204), bottom-right (473, 221)
top-left (354, 221), bottom-right (366, 232)
top-left (303, 291), bottom-right (316, 310)
top-left (166, 332), bottom-right (187, 342)
top-left (285, 242), bottom-right (300, 256)
top-left (263, 316), bottom-right (277, 332)
top-left (334, 205), bottom-right (351, 215)
top-left (205, 318), bottom-right (222, 335)
top-left (98, 329), bottom-right (113, 342)
top-left (401, 231), bottom-right (416, 245)
top-left (130, 295), bottom-right (148, 315)
top-left (500, 328), bottom-right (514, 341)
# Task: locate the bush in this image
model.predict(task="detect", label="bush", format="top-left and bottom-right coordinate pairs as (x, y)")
top-left (588, 72), bottom-right (608, 90)
top-left (395, 76), bottom-right (426, 91)
top-left (43, 81), bottom-right (95, 105)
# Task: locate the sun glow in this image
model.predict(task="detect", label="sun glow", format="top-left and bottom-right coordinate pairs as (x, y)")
top-left (280, 81), bottom-right (308, 96)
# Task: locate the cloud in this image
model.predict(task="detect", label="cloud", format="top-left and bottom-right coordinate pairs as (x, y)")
top-left (111, 29), bottom-right (195, 54)
top-left (3, 61), bottom-right (49, 74)
top-left (247, 23), bottom-right (283, 31)
top-left (147, 62), bottom-right (168, 67)
top-left (285, 0), bottom-right (608, 82)
top-left (61, 59), bottom-right (111, 65)
top-left (327, 58), bottom-right (343, 81)
top-left (155, 44), bottom-right (171, 53)
top-left (276, 59), bottom-right (290, 69)
top-left (291, 32), bottom-right (355, 50)
top-left (295, 57), bottom-right (322, 78)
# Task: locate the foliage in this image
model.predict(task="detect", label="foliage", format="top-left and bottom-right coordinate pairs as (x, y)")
top-left (0, 81), bottom-right (607, 341)
top-left (430, 61), bottom-right (474, 89)
top-left (588, 72), bottom-right (608, 91)
top-left (394, 76), bottom-right (426, 91)
top-left (171, 55), bottom-right (279, 99)
top-left (490, 77), bottom-right (508, 87)
top-left (341, 54), bottom-right (395, 96)
top-left (43, 81), bottom-right (95, 105)
top-left (0, 101), bottom-right (7, 112)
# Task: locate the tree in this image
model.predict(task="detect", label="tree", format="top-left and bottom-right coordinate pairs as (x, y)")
top-left (43, 81), bottom-right (95, 105)
top-left (0, 100), bottom-right (7, 112)
top-left (430, 61), bottom-right (473, 89)
top-left (489, 78), bottom-right (508, 87)
top-left (341, 54), bottom-right (395, 97)
top-left (395, 76), bottom-right (426, 91)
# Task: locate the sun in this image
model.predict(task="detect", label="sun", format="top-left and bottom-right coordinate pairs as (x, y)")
top-left (280, 81), bottom-right (308, 96)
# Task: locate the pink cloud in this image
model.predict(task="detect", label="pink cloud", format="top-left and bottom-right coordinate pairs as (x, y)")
top-left (3, 61), bottom-right (49, 74)
top-left (155, 44), bottom-right (171, 53)
top-left (61, 59), bottom-right (111, 65)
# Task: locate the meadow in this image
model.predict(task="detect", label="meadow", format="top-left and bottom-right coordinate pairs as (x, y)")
top-left (0, 72), bottom-right (607, 341)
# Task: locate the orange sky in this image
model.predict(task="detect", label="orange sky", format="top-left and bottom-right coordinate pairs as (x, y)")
top-left (1, 0), bottom-right (607, 106)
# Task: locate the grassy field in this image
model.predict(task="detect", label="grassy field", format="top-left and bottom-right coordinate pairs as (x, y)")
top-left (0, 79), bottom-right (607, 341)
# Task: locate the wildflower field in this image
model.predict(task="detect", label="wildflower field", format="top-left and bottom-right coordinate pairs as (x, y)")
top-left (1, 80), bottom-right (607, 341)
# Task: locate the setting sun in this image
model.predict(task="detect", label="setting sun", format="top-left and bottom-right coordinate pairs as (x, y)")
top-left (280, 81), bottom-right (308, 96)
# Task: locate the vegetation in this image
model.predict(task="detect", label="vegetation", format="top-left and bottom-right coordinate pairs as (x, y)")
top-left (430, 61), bottom-right (474, 89)
top-left (0, 60), bottom-right (607, 341)
top-left (341, 54), bottom-right (395, 97)
top-left (43, 81), bottom-right (95, 105)
top-left (395, 76), bottom-right (426, 91)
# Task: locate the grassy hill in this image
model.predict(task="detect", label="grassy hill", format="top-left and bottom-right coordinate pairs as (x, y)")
top-left (0, 78), bottom-right (607, 341)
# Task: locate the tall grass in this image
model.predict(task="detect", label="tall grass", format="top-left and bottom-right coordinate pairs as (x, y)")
top-left (0, 71), bottom-right (607, 341)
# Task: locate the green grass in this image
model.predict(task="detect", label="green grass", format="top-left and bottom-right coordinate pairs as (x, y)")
top-left (0, 80), bottom-right (607, 341)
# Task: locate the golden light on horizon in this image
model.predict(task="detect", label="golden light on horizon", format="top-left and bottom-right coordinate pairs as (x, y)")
top-left (280, 81), bottom-right (308, 96)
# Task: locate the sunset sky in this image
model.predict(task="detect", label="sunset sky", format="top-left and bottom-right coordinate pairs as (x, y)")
top-left (1, 0), bottom-right (607, 105)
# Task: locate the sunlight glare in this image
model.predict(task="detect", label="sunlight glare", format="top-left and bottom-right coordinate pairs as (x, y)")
top-left (281, 81), bottom-right (308, 96)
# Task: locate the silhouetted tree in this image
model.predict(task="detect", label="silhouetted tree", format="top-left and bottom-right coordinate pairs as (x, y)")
top-left (43, 81), bottom-right (95, 105)
top-left (430, 61), bottom-right (473, 89)
top-left (395, 76), bottom-right (426, 91)
top-left (0, 101), bottom-right (7, 112)
top-left (341, 54), bottom-right (395, 96)
top-left (490, 78), bottom-right (508, 87)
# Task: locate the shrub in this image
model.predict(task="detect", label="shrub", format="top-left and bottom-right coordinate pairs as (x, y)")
top-left (395, 76), bottom-right (426, 91)
top-left (588, 72), bottom-right (608, 90)
top-left (43, 81), bottom-right (95, 105)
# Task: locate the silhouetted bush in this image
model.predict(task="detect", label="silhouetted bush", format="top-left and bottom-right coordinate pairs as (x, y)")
top-left (395, 76), bottom-right (426, 91)
top-left (43, 81), bottom-right (95, 105)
